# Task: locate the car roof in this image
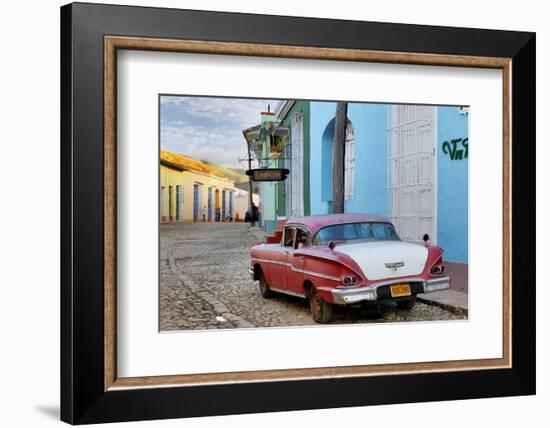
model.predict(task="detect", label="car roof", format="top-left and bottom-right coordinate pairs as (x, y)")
top-left (286, 213), bottom-right (392, 235)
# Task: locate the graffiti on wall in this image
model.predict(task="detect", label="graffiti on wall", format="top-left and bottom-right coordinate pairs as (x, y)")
top-left (442, 138), bottom-right (468, 160)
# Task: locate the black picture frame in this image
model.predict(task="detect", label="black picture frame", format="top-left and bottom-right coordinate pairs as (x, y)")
top-left (61, 2), bottom-right (535, 424)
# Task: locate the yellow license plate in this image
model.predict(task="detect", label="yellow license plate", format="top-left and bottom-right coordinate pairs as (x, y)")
top-left (390, 284), bottom-right (411, 297)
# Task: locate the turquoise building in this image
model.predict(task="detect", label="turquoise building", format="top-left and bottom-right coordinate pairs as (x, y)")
top-left (245, 100), bottom-right (469, 278)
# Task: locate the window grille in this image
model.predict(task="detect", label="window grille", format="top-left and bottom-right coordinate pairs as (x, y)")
top-left (344, 121), bottom-right (355, 200)
top-left (289, 112), bottom-right (304, 217)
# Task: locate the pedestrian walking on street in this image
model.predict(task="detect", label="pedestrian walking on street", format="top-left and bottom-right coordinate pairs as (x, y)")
top-left (202, 206), bottom-right (207, 222)
top-left (215, 207), bottom-right (221, 222)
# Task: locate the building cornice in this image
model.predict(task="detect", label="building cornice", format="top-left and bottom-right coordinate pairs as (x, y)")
top-left (275, 100), bottom-right (296, 122)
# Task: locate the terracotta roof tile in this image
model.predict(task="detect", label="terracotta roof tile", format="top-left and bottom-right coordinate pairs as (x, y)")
top-left (160, 150), bottom-right (225, 178)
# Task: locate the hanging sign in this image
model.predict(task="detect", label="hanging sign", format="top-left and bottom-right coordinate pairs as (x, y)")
top-left (246, 168), bottom-right (289, 182)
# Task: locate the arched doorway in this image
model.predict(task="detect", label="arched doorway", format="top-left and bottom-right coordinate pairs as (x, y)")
top-left (321, 118), bottom-right (355, 209)
top-left (321, 119), bottom-right (334, 204)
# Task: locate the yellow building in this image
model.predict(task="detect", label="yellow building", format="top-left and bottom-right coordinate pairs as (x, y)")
top-left (160, 150), bottom-right (237, 223)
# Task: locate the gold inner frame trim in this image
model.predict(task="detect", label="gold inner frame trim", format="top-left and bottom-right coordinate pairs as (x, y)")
top-left (104, 35), bottom-right (512, 391)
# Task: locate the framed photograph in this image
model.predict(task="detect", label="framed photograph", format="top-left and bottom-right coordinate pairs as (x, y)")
top-left (61, 2), bottom-right (535, 424)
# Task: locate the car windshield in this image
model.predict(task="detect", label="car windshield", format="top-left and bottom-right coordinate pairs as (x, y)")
top-left (312, 222), bottom-right (400, 246)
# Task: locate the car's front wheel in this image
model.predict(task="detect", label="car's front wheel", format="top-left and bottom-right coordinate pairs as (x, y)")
top-left (309, 287), bottom-right (334, 323)
top-left (396, 297), bottom-right (416, 310)
top-left (258, 269), bottom-right (275, 298)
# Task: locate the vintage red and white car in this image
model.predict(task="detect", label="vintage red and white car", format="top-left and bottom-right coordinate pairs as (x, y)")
top-left (249, 214), bottom-right (450, 323)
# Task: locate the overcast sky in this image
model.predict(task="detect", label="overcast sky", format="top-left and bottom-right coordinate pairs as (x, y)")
top-left (160, 95), bottom-right (278, 169)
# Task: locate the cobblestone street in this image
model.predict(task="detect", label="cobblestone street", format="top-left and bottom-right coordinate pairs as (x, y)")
top-left (160, 222), bottom-right (466, 331)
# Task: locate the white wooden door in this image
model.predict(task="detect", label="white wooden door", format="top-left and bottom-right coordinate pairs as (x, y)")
top-left (388, 105), bottom-right (437, 243)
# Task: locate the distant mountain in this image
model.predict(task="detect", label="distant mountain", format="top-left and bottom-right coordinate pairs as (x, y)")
top-left (201, 160), bottom-right (259, 194)
top-left (161, 151), bottom-right (259, 193)
top-left (234, 181), bottom-right (260, 194)
top-left (201, 160), bottom-right (247, 183)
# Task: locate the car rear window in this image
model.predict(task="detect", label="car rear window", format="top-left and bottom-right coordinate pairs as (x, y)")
top-left (312, 222), bottom-right (400, 245)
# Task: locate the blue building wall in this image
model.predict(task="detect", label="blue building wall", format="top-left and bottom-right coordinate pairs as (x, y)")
top-left (346, 103), bottom-right (388, 217)
top-left (436, 106), bottom-right (469, 263)
top-left (308, 102), bottom-right (468, 264)
top-left (310, 102), bottom-right (388, 217)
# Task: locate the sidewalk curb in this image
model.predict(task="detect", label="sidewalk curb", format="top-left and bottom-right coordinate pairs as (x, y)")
top-left (417, 296), bottom-right (468, 317)
top-left (249, 226), bottom-right (267, 242)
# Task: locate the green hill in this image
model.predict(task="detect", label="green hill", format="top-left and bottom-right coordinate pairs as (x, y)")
top-left (201, 160), bottom-right (259, 194)
top-left (200, 160), bottom-right (245, 182)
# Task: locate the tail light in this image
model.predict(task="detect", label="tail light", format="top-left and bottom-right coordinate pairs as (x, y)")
top-left (342, 275), bottom-right (359, 286)
top-left (430, 256), bottom-right (446, 275)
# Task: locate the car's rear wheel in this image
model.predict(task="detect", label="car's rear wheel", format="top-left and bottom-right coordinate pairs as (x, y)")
top-left (258, 269), bottom-right (275, 298)
top-left (309, 287), bottom-right (334, 323)
top-left (396, 297), bottom-right (416, 310)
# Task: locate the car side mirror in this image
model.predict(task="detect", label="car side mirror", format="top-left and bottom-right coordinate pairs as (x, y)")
top-left (423, 233), bottom-right (430, 244)
top-left (328, 241), bottom-right (336, 250)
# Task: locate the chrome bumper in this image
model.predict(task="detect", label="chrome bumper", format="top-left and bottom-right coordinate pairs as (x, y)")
top-left (248, 267), bottom-right (255, 280)
top-left (330, 275), bottom-right (451, 305)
